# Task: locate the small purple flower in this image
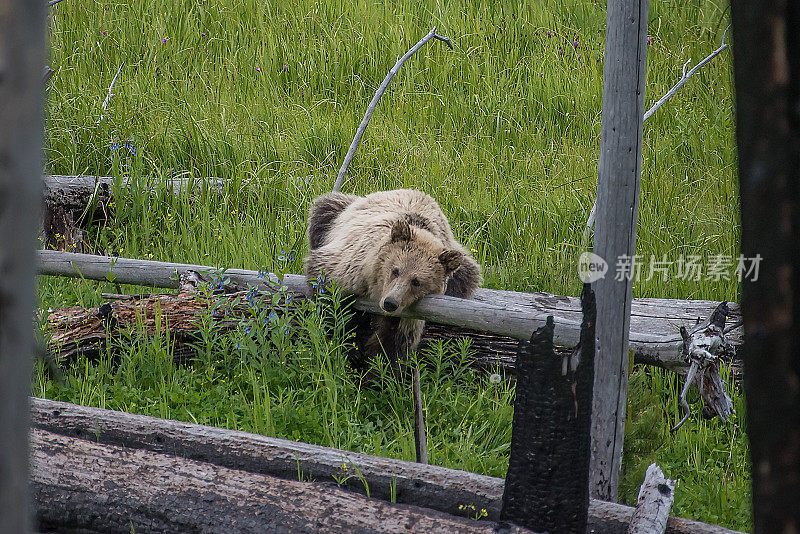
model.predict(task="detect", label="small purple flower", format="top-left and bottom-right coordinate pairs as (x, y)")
top-left (283, 64), bottom-right (288, 70)
top-left (647, 36), bottom-right (652, 44)
top-left (711, 60), bottom-right (715, 67)
top-left (577, 54), bottom-right (581, 59)
top-left (201, 32), bottom-right (207, 37)
top-left (255, 66), bottom-right (261, 72)
top-left (559, 49), bottom-right (563, 55)
top-left (546, 30), bottom-right (551, 37)
top-left (101, 30), bottom-right (107, 36)
top-left (162, 37), bottom-right (168, 43)
top-left (301, 90), bottom-right (305, 95)
top-left (573, 40), bottom-right (579, 47)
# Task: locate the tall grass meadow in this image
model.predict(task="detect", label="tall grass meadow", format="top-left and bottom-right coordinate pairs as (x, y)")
top-left (38, 0), bottom-right (748, 530)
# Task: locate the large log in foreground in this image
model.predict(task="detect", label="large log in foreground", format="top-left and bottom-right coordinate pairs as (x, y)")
top-left (37, 250), bottom-right (743, 367)
top-left (30, 397), bottom-right (744, 534)
top-left (31, 427), bottom-right (531, 534)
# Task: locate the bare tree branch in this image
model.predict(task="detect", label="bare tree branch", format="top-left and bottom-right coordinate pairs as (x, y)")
top-left (97, 61), bottom-right (124, 124)
top-left (333, 28), bottom-right (452, 193)
top-left (584, 27), bottom-right (731, 239)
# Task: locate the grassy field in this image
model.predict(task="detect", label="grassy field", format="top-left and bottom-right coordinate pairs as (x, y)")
top-left (38, 0), bottom-right (750, 530)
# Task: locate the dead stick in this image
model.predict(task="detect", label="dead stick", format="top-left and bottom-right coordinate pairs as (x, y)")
top-left (333, 27), bottom-right (452, 193)
top-left (97, 62), bottom-right (124, 124)
top-left (412, 364), bottom-right (428, 464)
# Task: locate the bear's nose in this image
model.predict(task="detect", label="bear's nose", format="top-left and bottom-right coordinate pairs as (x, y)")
top-left (382, 298), bottom-right (399, 312)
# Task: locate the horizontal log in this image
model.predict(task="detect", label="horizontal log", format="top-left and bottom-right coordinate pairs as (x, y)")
top-left (43, 174), bottom-right (226, 210)
top-left (30, 397), bottom-right (744, 534)
top-left (37, 250), bottom-right (743, 368)
top-left (38, 249), bottom-right (278, 290)
top-left (31, 427), bottom-right (530, 534)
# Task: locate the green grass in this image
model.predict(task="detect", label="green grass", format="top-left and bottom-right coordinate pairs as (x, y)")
top-left (37, 0), bottom-right (750, 531)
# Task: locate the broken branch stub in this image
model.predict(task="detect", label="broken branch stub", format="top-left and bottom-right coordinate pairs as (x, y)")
top-left (501, 284), bottom-right (595, 533)
top-left (628, 463), bottom-right (676, 534)
top-left (671, 301), bottom-right (735, 432)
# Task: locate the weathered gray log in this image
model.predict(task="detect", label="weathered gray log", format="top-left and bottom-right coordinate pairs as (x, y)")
top-left (38, 249), bottom-right (278, 290)
top-left (1, 0), bottom-right (45, 531)
top-left (628, 464), bottom-right (676, 534)
top-left (41, 175), bottom-right (227, 252)
top-left (590, 0), bottom-right (650, 502)
top-left (30, 428), bottom-right (532, 534)
top-left (37, 251), bottom-right (743, 366)
top-left (43, 174), bottom-right (227, 210)
top-left (29, 397), bottom-right (745, 534)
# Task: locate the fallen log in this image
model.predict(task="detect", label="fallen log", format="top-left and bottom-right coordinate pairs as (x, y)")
top-left (30, 427), bottom-right (531, 534)
top-left (30, 397), bottom-right (745, 534)
top-left (41, 174), bottom-right (227, 252)
top-left (43, 174), bottom-right (227, 210)
top-left (39, 251), bottom-right (742, 421)
top-left (37, 250), bottom-right (743, 368)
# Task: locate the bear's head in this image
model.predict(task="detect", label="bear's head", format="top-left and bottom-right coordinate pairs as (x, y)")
top-left (372, 219), bottom-right (466, 314)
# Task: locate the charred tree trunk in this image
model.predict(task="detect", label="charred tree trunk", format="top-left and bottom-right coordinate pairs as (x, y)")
top-left (500, 284), bottom-right (595, 533)
top-left (730, 3), bottom-right (800, 532)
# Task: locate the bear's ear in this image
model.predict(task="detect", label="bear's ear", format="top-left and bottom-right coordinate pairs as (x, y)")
top-left (438, 250), bottom-right (463, 274)
top-left (391, 219), bottom-right (412, 243)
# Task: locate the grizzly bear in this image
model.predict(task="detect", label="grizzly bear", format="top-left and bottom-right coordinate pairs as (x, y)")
top-left (304, 189), bottom-right (481, 370)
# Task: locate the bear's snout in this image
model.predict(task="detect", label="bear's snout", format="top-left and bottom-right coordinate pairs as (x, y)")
top-left (382, 297), bottom-right (399, 312)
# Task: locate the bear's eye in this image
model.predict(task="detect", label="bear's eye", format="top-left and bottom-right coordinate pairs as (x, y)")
top-left (411, 278), bottom-right (420, 287)
top-left (391, 268), bottom-right (400, 279)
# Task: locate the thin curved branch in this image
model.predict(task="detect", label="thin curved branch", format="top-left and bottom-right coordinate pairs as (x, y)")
top-left (333, 28), bottom-right (452, 193)
top-left (585, 26), bottom-right (731, 238)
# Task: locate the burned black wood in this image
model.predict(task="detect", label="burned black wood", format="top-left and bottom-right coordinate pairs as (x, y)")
top-left (501, 284), bottom-right (595, 533)
top-left (730, 2), bottom-right (800, 532)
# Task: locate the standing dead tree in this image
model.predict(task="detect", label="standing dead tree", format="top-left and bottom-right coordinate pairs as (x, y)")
top-left (0, 0), bottom-right (46, 532)
top-left (590, 0), bottom-right (650, 501)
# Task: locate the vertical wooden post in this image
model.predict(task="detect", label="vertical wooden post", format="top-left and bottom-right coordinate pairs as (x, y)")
top-left (589, 0), bottom-right (649, 501)
top-left (729, 3), bottom-right (800, 532)
top-left (0, 0), bottom-right (46, 532)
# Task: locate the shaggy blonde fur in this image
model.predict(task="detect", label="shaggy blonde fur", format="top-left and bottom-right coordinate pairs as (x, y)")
top-left (304, 189), bottom-right (481, 366)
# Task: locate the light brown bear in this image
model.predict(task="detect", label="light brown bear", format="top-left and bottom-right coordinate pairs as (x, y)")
top-left (304, 189), bottom-right (481, 370)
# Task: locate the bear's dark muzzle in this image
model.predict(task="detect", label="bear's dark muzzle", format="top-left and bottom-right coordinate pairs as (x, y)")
top-left (382, 298), bottom-right (399, 312)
